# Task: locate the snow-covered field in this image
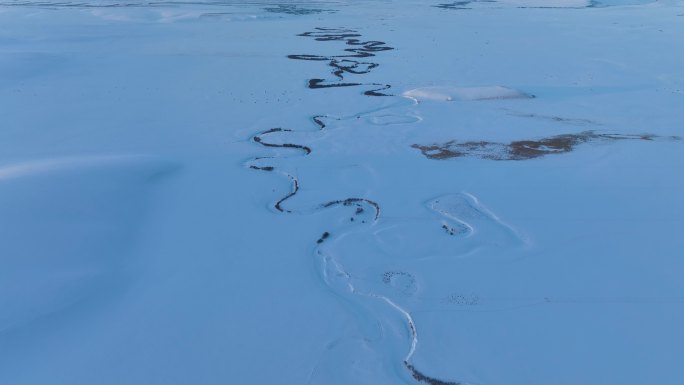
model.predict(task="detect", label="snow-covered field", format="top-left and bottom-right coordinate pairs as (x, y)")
top-left (1, 1), bottom-right (683, 384)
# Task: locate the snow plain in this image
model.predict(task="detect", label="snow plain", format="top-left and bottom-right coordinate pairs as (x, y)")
top-left (1, 1), bottom-right (683, 384)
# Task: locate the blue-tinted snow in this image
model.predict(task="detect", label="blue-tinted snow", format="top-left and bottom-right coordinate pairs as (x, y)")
top-left (1, 1), bottom-right (683, 385)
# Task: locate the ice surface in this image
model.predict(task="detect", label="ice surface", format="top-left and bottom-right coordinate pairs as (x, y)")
top-left (433, 0), bottom-right (657, 8)
top-left (403, 86), bottom-right (532, 102)
top-left (1, 1), bottom-right (683, 385)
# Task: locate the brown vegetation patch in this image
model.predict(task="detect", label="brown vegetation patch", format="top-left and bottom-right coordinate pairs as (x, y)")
top-left (412, 131), bottom-right (677, 161)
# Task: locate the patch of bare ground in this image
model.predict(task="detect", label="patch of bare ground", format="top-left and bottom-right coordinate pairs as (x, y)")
top-left (412, 131), bottom-right (680, 161)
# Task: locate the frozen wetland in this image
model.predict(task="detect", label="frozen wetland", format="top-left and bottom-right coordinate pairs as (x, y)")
top-left (1, 0), bottom-right (683, 384)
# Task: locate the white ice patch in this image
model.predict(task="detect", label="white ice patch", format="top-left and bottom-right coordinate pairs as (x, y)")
top-left (402, 86), bottom-right (532, 102)
top-left (496, 0), bottom-right (590, 7)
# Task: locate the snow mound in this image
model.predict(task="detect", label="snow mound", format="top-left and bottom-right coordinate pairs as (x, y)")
top-left (0, 155), bottom-right (178, 333)
top-left (402, 86), bottom-right (532, 102)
